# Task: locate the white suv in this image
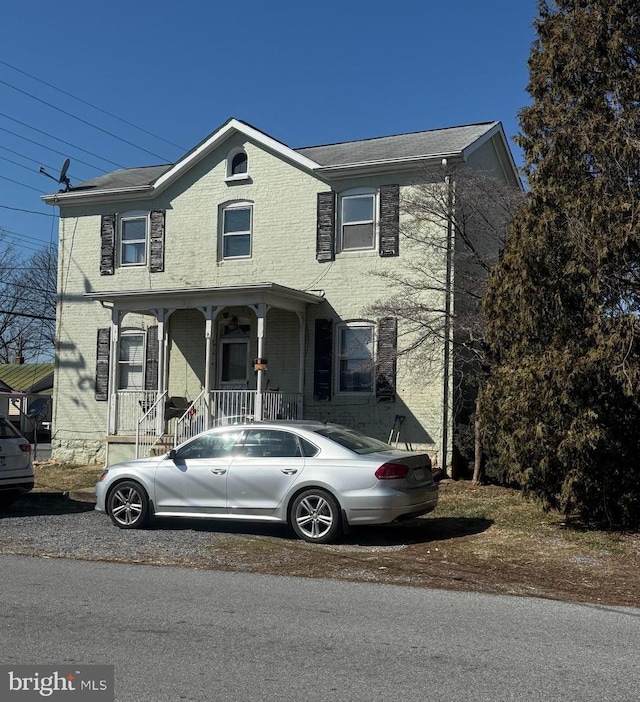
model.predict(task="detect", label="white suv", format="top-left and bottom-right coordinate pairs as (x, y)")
top-left (0, 417), bottom-right (34, 509)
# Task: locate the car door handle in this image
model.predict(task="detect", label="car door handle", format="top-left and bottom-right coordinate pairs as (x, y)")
top-left (281, 468), bottom-right (298, 475)
top-left (210, 468), bottom-right (227, 475)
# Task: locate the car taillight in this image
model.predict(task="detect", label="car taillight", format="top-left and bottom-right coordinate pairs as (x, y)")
top-left (19, 443), bottom-right (31, 453)
top-left (375, 462), bottom-right (409, 480)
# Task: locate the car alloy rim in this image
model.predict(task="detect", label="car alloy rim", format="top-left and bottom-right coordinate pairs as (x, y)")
top-left (295, 495), bottom-right (333, 539)
top-left (111, 486), bottom-right (143, 526)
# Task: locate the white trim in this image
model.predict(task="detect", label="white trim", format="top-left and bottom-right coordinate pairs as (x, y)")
top-left (155, 119), bottom-right (320, 193)
top-left (221, 201), bottom-right (253, 260)
top-left (335, 321), bottom-right (376, 395)
top-left (118, 210), bottom-right (149, 268)
top-left (339, 188), bottom-right (378, 253)
top-left (225, 147), bottom-right (250, 180)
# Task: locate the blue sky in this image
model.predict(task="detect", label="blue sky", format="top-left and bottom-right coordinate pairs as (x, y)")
top-left (1, 0), bottom-right (538, 254)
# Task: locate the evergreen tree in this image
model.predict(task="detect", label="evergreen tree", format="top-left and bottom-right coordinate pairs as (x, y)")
top-left (481, 0), bottom-right (640, 527)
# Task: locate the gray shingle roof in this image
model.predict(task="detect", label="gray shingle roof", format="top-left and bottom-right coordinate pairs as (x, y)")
top-left (70, 165), bottom-right (172, 192)
top-left (61, 121), bottom-right (501, 194)
top-left (295, 122), bottom-right (499, 167)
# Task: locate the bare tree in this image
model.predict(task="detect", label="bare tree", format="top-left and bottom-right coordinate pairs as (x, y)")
top-left (0, 230), bottom-right (57, 363)
top-left (368, 165), bottom-right (524, 481)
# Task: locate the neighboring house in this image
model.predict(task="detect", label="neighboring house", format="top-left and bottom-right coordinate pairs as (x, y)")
top-left (43, 118), bottom-right (520, 466)
top-left (0, 362), bottom-right (54, 437)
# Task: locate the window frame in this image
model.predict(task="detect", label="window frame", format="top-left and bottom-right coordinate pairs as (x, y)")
top-left (219, 337), bottom-right (250, 387)
top-left (117, 329), bottom-right (146, 391)
top-left (335, 321), bottom-right (376, 395)
top-left (225, 148), bottom-right (250, 182)
top-left (221, 202), bottom-right (253, 260)
top-left (118, 210), bottom-right (149, 268)
top-left (339, 189), bottom-right (378, 253)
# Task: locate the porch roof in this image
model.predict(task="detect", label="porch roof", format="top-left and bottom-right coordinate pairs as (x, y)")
top-left (85, 282), bottom-right (325, 314)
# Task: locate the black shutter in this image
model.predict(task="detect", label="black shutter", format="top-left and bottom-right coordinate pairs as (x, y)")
top-left (379, 185), bottom-right (400, 257)
top-left (313, 319), bottom-right (333, 401)
top-left (149, 210), bottom-right (165, 273)
top-left (316, 192), bottom-right (335, 262)
top-left (100, 214), bottom-right (116, 275)
top-left (95, 327), bottom-right (111, 401)
top-left (144, 326), bottom-right (159, 391)
top-left (376, 317), bottom-right (397, 401)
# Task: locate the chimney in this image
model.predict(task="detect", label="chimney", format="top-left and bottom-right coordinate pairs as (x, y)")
top-left (14, 354), bottom-right (24, 365)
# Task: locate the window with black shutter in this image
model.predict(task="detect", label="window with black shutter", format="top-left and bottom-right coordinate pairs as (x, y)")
top-left (95, 328), bottom-right (111, 401)
top-left (149, 211), bottom-right (165, 273)
top-left (379, 185), bottom-right (400, 257)
top-left (316, 192), bottom-right (335, 262)
top-left (145, 326), bottom-right (159, 391)
top-left (100, 215), bottom-right (116, 275)
top-left (375, 317), bottom-right (397, 401)
top-left (313, 319), bottom-right (333, 400)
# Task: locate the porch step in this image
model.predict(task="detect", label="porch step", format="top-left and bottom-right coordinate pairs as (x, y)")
top-left (149, 434), bottom-right (174, 456)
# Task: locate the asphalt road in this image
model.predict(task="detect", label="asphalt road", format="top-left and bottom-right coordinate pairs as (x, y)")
top-left (1, 555), bottom-right (639, 702)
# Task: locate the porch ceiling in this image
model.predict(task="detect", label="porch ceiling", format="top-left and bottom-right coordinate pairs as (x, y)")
top-left (85, 282), bottom-right (325, 314)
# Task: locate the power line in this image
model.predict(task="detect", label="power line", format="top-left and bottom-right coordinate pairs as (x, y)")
top-left (0, 144), bottom-right (59, 174)
top-left (0, 58), bottom-right (186, 152)
top-left (0, 308), bottom-right (54, 321)
top-left (0, 77), bottom-right (172, 162)
top-left (0, 124), bottom-right (110, 172)
top-left (0, 204), bottom-right (55, 217)
top-left (0, 173), bottom-right (45, 193)
top-left (0, 113), bottom-right (115, 170)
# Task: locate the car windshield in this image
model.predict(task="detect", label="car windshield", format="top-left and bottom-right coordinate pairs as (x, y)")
top-left (313, 427), bottom-right (394, 455)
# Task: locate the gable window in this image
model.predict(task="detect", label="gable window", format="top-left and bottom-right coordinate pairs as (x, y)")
top-left (337, 322), bottom-right (374, 393)
top-left (222, 203), bottom-right (252, 259)
top-left (226, 148), bottom-right (250, 181)
top-left (118, 331), bottom-right (145, 390)
top-left (340, 191), bottom-right (377, 251)
top-left (231, 152), bottom-right (247, 175)
top-left (119, 211), bottom-right (148, 266)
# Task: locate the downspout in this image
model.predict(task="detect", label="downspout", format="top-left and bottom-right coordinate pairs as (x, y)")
top-left (442, 159), bottom-right (454, 476)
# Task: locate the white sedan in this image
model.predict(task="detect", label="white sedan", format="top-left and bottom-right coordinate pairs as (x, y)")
top-left (96, 421), bottom-right (438, 543)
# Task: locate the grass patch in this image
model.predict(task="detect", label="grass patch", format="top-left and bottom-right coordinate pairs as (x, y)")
top-left (33, 462), bottom-right (102, 493)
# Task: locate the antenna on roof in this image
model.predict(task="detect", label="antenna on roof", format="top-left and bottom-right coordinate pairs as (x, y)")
top-left (39, 158), bottom-right (71, 192)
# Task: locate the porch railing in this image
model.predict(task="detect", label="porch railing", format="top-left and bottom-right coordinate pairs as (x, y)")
top-left (135, 390), bottom-right (167, 459)
top-left (117, 390), bottom-right (303, 455)
top-left (174, 391), bottom-right (207, 447)
top-left (115, 390), bottom-right (159, 435)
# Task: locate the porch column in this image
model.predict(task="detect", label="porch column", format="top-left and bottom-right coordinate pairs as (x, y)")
top-left (108, 307), bottom-right (122, 435)
top-left (203, 306), bottom-right (221, 430)
top-left (296, 310), bottom-right (306, 419)
top-left (154, 309), bottom-right (167, 437)
top-left (254, 303), bottom-right (268, 421)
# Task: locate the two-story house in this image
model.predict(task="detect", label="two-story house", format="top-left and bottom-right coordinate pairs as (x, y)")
top-left (43, 118), bottom-right (519, 467)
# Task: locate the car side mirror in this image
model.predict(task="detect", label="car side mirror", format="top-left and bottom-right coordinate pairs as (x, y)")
top-left (168, 449), bottom-right (177, 460)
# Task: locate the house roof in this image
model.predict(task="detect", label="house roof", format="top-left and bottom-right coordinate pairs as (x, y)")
top-left (42, 118), bottom-right (518, 204)
top-left (295, 122), bottom-right (500, 168)
top-left (0, 363), bottom-right (54, 394)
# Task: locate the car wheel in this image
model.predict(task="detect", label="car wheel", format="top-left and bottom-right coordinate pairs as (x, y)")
top-left (106, 480), bottom-right (150, 529)
top-left (290, 489), bottom-right (341, 544)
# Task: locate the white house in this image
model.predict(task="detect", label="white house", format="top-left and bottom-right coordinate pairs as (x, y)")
top-left (43, 118), bottom-right (520, 467)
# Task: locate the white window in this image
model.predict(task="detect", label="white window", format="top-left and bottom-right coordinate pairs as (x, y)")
top-left (119, 211), bottom-right (148, 266)
top-left (226, 148), bottom-right (249, 180)
top-left (118, 331), bottom-right (145, 390)
top-left (340, 191), bottom-right (377, 251)
top-left (222, 203), bottom-right (252, 259)
top-left (337, 323), bottom-right (375, 394)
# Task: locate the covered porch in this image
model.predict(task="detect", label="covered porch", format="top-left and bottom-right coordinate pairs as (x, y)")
top-left (87, 283), bottom-right (324, 459)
